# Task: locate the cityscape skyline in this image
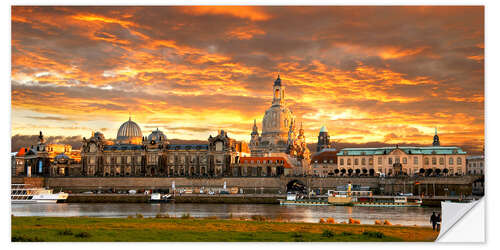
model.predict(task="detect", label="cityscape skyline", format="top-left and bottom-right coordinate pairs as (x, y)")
top-left (11, 6), bottom-right (484, 152)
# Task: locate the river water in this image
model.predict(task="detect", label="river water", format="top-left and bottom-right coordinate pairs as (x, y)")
top-left (11, 203), bottom-right (438, 226)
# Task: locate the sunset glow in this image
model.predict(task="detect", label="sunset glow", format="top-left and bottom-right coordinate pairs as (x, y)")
top-left (11, 6), bottom-right (484, 153)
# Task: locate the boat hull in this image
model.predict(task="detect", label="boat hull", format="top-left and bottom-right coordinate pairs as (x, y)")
top-left (353, 202), bottom-right (421, 207)
top-left (279, 199), bottom-right (329, 206)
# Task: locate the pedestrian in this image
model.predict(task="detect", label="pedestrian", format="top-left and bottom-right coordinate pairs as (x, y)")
top-left (436, 213), bottom-right (442, 231)
top-left (430, 212), bottom-right (437, 231)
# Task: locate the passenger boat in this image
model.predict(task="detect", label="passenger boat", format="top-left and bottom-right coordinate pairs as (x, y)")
top-left (327, 190), bottom-right (422, 207)
top-left (278, 192), bottom-right (329, 206)
top-left (150, 193), bottom-right (172, 203)
top-left (353, 196), bottom-right (422, 207)
top-left (11, 184), bottom-right (68, 204)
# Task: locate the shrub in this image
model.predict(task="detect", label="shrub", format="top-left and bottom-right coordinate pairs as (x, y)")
top-left (136, 213), bottom-right (144, 219)
top-left (363, 231), bottom-right (385, 239)
top-left (181, 213), bottom-right (191, 219)
top-left (12, 235), bottom-right (45, 242)
top-left (206, 216), bottom-right (217, 220)
top-left (58, 229), bottom-right (74, 236)
top-left (229, 213), bottom-right (233, 219)
top-left (326, 217), bottom-right (335, 224)
top-left (291, 232), bottom-right (303, 238)
top-left (156, 213), bottom-right (170, 218)
top-left (75, 232), bottom-right (91, 238)
top-left (250, 215), bottom-right (266, 221)
top-left (127, 215), bottom-right (134, 219)
top-left (341, 231), bottom-right (353, 236)
top-left (322, 229), bottom-right (335, 238)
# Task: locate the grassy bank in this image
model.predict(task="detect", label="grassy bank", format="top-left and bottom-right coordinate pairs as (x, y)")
top-left (11, 216), bottom-right (438, 242)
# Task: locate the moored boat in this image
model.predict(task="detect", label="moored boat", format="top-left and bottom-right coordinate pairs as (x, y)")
top-left (11, 184), bottom-right (68, 204)
top-left (278, 192), bottom-right (329, 206)
top-left (150, 193), bottom-right (172, 203)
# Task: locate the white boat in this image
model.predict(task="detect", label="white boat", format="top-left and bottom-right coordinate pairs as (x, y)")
top-left (353, 196), bottom-right (423, 207)
top-left (11, 184), bottom-right (68, 204)
top-left (150, 193), bottom-right (172, 203)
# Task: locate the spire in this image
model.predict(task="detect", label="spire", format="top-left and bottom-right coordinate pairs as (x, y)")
top-left (251, 119), bottom-right (259, 135)
top-left (435, 127), bottom-right (437, 135)
top-left (320, 125), bottom-right (328, 133)
top-left (274, 74), bottom-right (281, 86)
top-left (433, 127), bottom-right (440, 146)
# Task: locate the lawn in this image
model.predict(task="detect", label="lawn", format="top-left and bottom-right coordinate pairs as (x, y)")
top-left (11, 216), bottom-right (439, 242)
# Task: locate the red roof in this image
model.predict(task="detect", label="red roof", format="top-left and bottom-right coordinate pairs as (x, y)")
top-left (239, 156), bottom-right (292, 168)
top-left (311, 150), bottom-right (338, 164)
top-left (16, 147), bottom-right (29, 157)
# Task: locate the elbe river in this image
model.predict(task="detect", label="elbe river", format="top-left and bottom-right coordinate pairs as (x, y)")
top-left (12, 203), bottom-right (438, 226)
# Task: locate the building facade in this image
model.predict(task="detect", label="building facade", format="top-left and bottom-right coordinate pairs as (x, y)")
top-left (311, 149), bottom-right (338, 177)
top-left (317, 125), bottom-right (332, 152)
top-left (466, 155), bottom-right (484, 175)
top-left (80, 117), bottom-right (249, 177)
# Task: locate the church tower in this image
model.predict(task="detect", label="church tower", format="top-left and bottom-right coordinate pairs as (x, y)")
top-left (433, 127), bottom-right (440, 146)
top-left (317, 126), bottom-right (331, 152)
top-left (272, 74), bottom-right (285, 107)
top-left (250, 119), bottom-right (260, 146)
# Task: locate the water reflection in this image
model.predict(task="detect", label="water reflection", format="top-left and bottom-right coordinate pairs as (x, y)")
top-left (11, 203), bottom-right (440, 226)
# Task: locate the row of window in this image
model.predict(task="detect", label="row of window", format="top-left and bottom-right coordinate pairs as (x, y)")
top-left (339, 156), bottom-right (463, 166)
top-left (242, 159), bottom-right (284, 164)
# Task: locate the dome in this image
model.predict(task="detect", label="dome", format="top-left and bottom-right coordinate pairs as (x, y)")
top-left (147, 128), bottom-right (167, 142)
top-left (116, 117), bottom-right (143, 144)
top-left (320, 126), bottom-right (328, 133)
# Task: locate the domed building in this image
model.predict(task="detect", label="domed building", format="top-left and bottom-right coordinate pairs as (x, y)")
top-left (116, 117), bottom-right (143, 144)
top-left (147, 128), bottom-right (167, 143)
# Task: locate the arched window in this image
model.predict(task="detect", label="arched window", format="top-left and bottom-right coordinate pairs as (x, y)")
top-left (432, 157), bottom-right (436, 165)
top-left (425, 158), bottom-right (429, 165)
top-left (403, 157), bottom-right (407, 164)
top-left (439, 157), bottom-right (444, 165)
top-left (340, 159), bottom-right (344, 165)
top-left (457, 157), bottom-right (462, 165)
top-left (354, 159), bottom-right (358, 165)
top-left (347, 159), bottom-right (351, 165)
top-left (362, 158), bottom-right (366, 165)
top-left (449, 158), bottom-right (454, 165)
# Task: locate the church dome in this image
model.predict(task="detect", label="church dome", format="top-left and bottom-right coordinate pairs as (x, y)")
top-left (117, 117), bottom-right (143, 144)
top-left (147, 128), bottom-right (167, 142)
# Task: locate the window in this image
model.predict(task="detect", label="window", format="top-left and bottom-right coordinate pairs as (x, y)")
top-left (395, 157), bottom-right (400, 164)
top-left (414, 157), bottom-right (418, 165)
top-left (354, 159), bottom-right (358, 165)
top-left (340, 159), bottom-right (344, 165)
top-left (439, 157), bottom-right (444, 165)
top-left (449, 158), bottom-right (454, 165)
top-left (369, 158), bottom-right (373, 165)
top-left (457, 158), bottom-right (462, 165)
top-left (403, 157), bottom-right (407, 164)
top-left (378, 157), bottom-right (382, 165)
top-left (362, 158), bottom-right (366, 165)
top-left (432, 157), bottom-right (436, 165)
top-left (425, 157), bottom-right (429, 165)
top-left (388, 158), bottom-right (393, 164)
top-left (347, 159), bottom-right (351, 165)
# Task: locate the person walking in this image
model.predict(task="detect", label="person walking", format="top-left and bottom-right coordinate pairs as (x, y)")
top-left (436, 213), bottom-right (442, 231)
top-left (430, 212), bottom-right (437, 231)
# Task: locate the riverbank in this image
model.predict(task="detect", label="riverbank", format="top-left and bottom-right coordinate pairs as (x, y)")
top-left (11, 216), bottom-right (438, 242)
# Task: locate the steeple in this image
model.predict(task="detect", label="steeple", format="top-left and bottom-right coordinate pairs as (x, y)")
top-left (433, 127), bottom-right (440, 146)
top-left (251, 119), bottom-right (259, 135)
top-left (272, 74), bottom-right (285, 106)
top-left (317, 125), bottom-right (331, 152)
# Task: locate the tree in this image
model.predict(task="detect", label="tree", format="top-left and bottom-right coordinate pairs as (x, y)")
top-left (348, 169), bottom-right (353, 176)
top-left (369, 169), bottom-right (375, 176)
top-left (443, 168), bottom-right (449, 176)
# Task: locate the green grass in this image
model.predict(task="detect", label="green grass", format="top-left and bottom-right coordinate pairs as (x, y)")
top-left (11, 216), bottom-right (437, 242)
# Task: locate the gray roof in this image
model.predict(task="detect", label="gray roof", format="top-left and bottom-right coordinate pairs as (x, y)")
top-left (337, 146), bottom-right (466, 156)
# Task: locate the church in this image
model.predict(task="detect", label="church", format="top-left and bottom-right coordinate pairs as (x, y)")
top-left (249, 75), bottom-right (311, 174)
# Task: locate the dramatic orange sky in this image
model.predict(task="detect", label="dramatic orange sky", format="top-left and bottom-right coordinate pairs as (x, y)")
top-left (11, 6), bottom-right (484, 152)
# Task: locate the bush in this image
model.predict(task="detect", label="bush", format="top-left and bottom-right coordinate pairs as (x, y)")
top-left (136, 213), bottom-right (144, 219)
top-left (363, 231), bottom-right (385, 239)
top-left (322, 229), bottom-right (335, 238)
top-left (74, 232), bottom-right (91, 238)
top-left (250, 215), bottom-right (266, 221)
top-left (291, 232), bottom-right (303, 238)
top-left (156, 213), bottom-right (170, 218)
top-left (12, 235), bottom-right (45, 242)
top-left (181, 213), bottom-right (191, 219)
top-left (58, 229), bottom-right (74, 236)
top-left (341, 231), bottom-right (353, 236)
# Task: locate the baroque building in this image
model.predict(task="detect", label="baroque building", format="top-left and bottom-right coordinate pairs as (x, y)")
top-left (249, 75), bottom-right (310, 171)
top-left (80, 118), bottom-right (248, 177)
